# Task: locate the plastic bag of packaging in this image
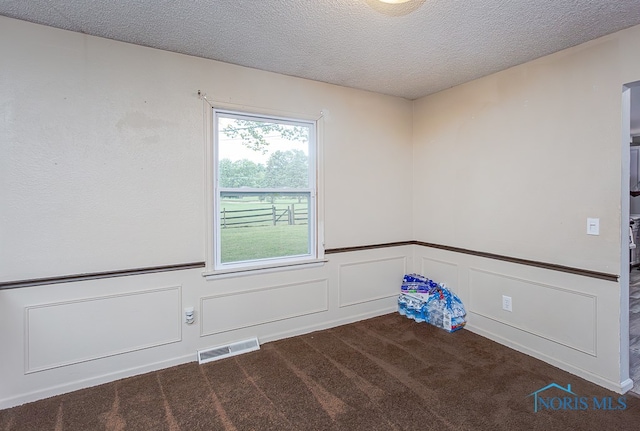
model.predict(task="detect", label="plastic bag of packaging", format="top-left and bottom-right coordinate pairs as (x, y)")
top-left (398, 293), bottom-right (426, 322)
top-left (401, 274), bottom-right (438, 294)
top-left (398, 294), bottom-right (408, 316)
top-left (403, 273), bottom-right (428, 283)
top-left (424, 284), bottom-right (466, 332)
top-left (398, 273), bottom-right (466, 332)
top-left (406, 296), bottom-right (424, 322)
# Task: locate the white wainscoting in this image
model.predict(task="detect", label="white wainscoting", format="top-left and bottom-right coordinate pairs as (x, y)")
top-left (200, 279), bottom-right (329, 336)
top-left (420, 256), bottom-right (459, 291)
top-left (468, 268), bottom-right (597, 355)
top-left (339, 256), bottom-right (406, 307)
top-left (25, 286), bottom-right (182, 373)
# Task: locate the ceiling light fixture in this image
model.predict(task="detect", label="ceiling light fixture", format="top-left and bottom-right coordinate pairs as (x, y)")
top-left (367, 0), bottom-right (424, 16)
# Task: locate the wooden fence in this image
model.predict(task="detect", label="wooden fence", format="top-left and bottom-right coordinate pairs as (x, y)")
top-left (221, 205), bottom-right (308, 228)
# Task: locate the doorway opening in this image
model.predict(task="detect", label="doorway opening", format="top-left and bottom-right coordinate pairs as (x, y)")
top-left (624, 81), bottom-right (640, 394)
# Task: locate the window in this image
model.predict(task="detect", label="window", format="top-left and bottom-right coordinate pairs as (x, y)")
top-left (209, 109), bottom-right (319, 273)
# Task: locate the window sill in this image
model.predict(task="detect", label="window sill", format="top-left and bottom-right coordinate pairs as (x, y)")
top-left (202, 259), bottom-right (328, 280)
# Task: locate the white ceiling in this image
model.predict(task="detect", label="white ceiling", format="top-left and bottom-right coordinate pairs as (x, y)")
top-left (2, 0), bottom-right (640, 100)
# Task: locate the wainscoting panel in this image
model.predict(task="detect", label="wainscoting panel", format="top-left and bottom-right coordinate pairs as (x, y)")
top-left (420, 257), bottom-right (459, 290)
top-left (25, 286), bottom-right (182, 373)
top-left (200, 279), bottom-right (328, 336)
top-left (339, 256), bottom-right (406, 307)
top-left (468, 269), bottom-right (597, 355)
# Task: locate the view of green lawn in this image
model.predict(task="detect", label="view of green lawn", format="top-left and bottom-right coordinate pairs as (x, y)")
top-left (219, 197), bottom-right (310, 263)
top-left (220, 224), bottom-right (309, 263)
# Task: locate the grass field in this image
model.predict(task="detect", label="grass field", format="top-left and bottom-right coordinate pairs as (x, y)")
top-left (220, 224), bottom-right (310, 262)
top-left (219, 197), bottom-right (310, 263)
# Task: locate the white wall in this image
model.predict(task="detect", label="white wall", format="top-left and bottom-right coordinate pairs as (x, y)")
top-left (0, 17), bottom-right (413, 408)
top-left (412, 24), bottom-right (640, 392)
top-left (0, 17), bottom-right (413, 281)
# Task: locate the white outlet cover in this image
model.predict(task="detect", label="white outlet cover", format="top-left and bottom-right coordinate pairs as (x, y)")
top-left (502, 295), bottom-right (512, 312)
top-left (587, 218), bottom-right (600, 235)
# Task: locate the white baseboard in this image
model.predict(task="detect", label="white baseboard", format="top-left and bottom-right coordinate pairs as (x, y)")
top-left (466, 324), bottom-right (630, 394)
top-left (0, 353), bottom-right (195, 410)
top-left (0, 307), bottom-right (396, 410)
top-left (6, 308), bottom-right (630, 411)
top-left (620, 378), bottom-right (634, 393)
top-left (258, 307), bottom-right (397, 344)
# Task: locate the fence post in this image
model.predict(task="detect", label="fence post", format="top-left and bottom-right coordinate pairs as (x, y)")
top-left (223, 208), bottom-right (226, 228)
top-left (272, 205), bottom-right (276, 225)
top-left (291, 204), bottom-right (295, 225)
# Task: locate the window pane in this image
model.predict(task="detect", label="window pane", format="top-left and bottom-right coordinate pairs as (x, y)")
top-left (219, 193), bottom-right (310, 263)
top-left (213, 110), bottom-right (315, 269)
top-left (217, 116), bottom-right (310, 189)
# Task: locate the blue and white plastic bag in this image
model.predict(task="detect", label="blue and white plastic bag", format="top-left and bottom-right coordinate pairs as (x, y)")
top-left (398, 274), bottom-right (466, 332)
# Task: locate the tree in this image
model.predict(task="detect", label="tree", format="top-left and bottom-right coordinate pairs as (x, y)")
top-left (264, 149), bottom-right (308, 189)
top-left (222, 119), bottom-right (308, 154)
top-left (219, 158), bottom-right (265, 188)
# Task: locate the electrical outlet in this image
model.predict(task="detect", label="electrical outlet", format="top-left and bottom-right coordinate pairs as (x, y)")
top-left (184, 307), bottom-right (195, 324)
top-left (502, 295), bottom-right (512, 312)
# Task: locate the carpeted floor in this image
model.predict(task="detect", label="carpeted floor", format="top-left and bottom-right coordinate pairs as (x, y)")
top-left (2, 313), bottom-right (640, 430)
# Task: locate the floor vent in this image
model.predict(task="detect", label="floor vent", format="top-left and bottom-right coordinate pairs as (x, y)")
top-left (197, 337), bottom-right (260, 364)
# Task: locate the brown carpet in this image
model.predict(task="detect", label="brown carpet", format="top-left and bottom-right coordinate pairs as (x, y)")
top-left (2, 313), bottom-right (640, 430)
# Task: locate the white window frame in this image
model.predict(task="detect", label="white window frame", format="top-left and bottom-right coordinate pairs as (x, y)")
top-left (203, 103), bottom-right (325, 278)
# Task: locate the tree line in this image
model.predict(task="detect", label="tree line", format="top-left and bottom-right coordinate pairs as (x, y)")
top-left (219, 149), bottom-right (308, 189)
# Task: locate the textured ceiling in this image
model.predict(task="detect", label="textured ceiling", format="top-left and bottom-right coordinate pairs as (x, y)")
top-left (1, 0), bottom-right (640, 100)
